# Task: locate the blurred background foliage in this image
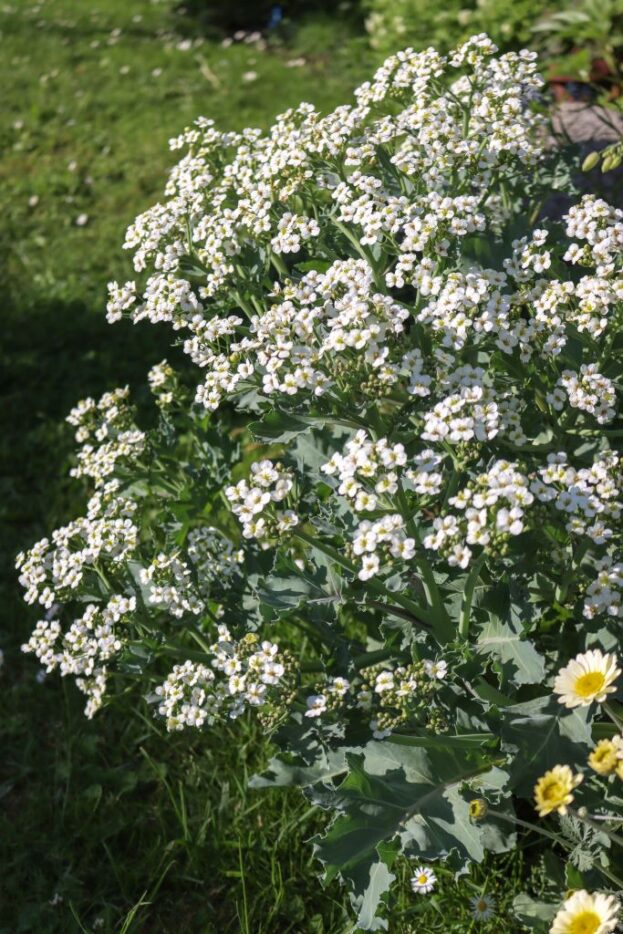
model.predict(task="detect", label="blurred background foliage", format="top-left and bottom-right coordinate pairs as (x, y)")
top-left (1, 0), bottom-right (622, 931)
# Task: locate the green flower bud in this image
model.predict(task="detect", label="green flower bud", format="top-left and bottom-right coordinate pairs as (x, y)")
top-left (581, 151), bottom-right (600, 172)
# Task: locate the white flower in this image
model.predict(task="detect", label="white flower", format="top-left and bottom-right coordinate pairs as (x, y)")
top-left (410, 866), bottom-right (436, 894)
top-left (424, 659), bottom-right (447, 680)
top-left (550, 890), bottom-right (620, 934)
top-left (329, 676), bottom-right (350, 696)
top-left (470, 893), bottom-right (496, 921)
top-left (370, 717), bottom-right (392, 739)
top-left (553, 649), bottom-right (620, 708)
top-left (304, 694), bottom-right (327, 718)
top-left (358, 553), bottom-right (380, 581)
top-left (374, 670), bottom-right (394, 693)
top-left (245, 682), bottom-right (266, 705)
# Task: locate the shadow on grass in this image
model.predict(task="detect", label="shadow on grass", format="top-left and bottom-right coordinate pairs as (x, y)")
top-left (175, 0), bottom-right (364, 35)
top-left (0, 296), bottom-right (172, 568)
top-left (0, 296), bottom-right (347, 933)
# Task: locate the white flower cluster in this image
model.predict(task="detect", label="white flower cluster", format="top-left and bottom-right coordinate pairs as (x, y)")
top-left (531, 452), bottom-right (621, 545)
top-left (271, 212), bottom-right (320, 254)
top-left (409, 198), bottom-right (623, 366)
top-left (322, 430), bottom-right (449, 513)
top-left (105, 280), bottom-right (137, 324)
top-left (420, 365), bottom-right (527, 446)
top-left (105, 39), bottom-right (544, 409)
top-left (304, 659), bottom-right (447, 738)
top-left (139, 527), bottom-right (245, 617)
top-left (21, 596), bottom-right (135, 717)
top-left (147, 358), bottom-right (177, 406)
top-left (155, 627), bottom-right (290, 730)
top-left (139, 552), bottom-right (204, 618)
top-left (584, 557), bottom-right (623, 620)
top-left (304, 675), bottom-right (351, 718)
top-left (422, 382), bottom-right (500, 444)
top-left (550, 365), bottom-right (616, 425)
top-left (66, 387), bottom-right (145, 487)
top-left (16, 482), bottom-right (138, 608)
top-left (66, 386), bottom-right (132, 443)
top-left (322, 430), bottom-right (407, 510)
top-left (564, 195), bottom-right (623, 276)
top-left (187, 258), bottom-right (411, 410)
top-left (424, 461), bottom-right (534, 568)
top-left (186, 527), bottom-right (244, 584)
top-left (353, 515), bottom-right (415, 580)
top-left (154, 660), bottom-right (217, 730)
top-left (225, 460), bottom-right (298, 543)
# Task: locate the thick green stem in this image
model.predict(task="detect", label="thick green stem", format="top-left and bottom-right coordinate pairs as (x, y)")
top-left (293, 529), bottom-right (435, 629)
top-left (353, 647), bottom-right (399, 670)
top-left (459, 554), bottom-right (486, 641)
top-left (489, 810), bottom-right (623, 889)
top-left (604, 702), bottom-right (623, 733)
top-left (158, 644), bottom-right (210, 663)
top-left (270, 252), bottom-right (289, 279)
top-left (367, 598), bottom-right (429, 629)
top-left (570, 809), bottom-right (623, 849)
top-left (555, 540), bottom-right (589, 603)
top-left (395, 485), bottom-right (454, 643)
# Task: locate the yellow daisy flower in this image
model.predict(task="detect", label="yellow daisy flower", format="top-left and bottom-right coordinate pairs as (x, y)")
top-left (468, 798), bottom-right (488, 821)
top-left (550, 889), bottom-right (620, 934)
top-left (553, 650), bottom-right (620, 709)
top-left (588, 737), bottom-right (622, 776)
top-left (534, 765), bottom-right (582, 817)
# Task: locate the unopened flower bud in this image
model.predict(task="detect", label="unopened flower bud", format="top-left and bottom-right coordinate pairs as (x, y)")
top-left (581, 151), bottom-right (600, 172)
top-left (469, 798), bottom-right (488, 821)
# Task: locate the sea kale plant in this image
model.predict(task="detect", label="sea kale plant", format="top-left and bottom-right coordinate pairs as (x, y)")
top-left (16, 35), bottom-right (623, 932)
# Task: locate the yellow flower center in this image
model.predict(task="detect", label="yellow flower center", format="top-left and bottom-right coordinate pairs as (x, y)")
top-left (417, 875), bottom-right (428, 885)
top-left (540, 777), bottom-right (566, 803)
top-left (568, 910), bottom-right (602, 934)
top-left (573, 671), bottom-right (606, 699)
top-left (590, 744), bottom-right (618, 774)
top-left (476, 900), bottom-right (487, 912)
top-left (469, 798), bottom-right (487, 820)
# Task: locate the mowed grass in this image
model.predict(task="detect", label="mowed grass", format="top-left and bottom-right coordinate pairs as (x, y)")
top-left (0, 2), bottom-right (374, 930)
top-left (1, 3), bottom-right (536, 931)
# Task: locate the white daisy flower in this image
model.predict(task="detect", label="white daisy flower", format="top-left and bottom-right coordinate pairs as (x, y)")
top-left (471, 893), bottom-right (496, 921)
top-left (553, 649), bottom-right (620, 708)
top-left (550, 889), bottom-right (620, 934)
top-left (410, 866), bottom-right (436, 894)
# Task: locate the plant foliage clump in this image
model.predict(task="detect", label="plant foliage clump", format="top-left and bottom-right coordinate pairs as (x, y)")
top-left (16, 35), bottom-right (623, 931)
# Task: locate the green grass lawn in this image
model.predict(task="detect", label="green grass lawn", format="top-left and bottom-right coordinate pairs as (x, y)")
top-left (1, 3), bottom-right (544, 931)
top-left (0, 3), bottom-right (375, 930)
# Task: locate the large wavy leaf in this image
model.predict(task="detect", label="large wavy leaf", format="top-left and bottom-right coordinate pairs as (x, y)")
top-left (313, 740), bottom-right (515, 930)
